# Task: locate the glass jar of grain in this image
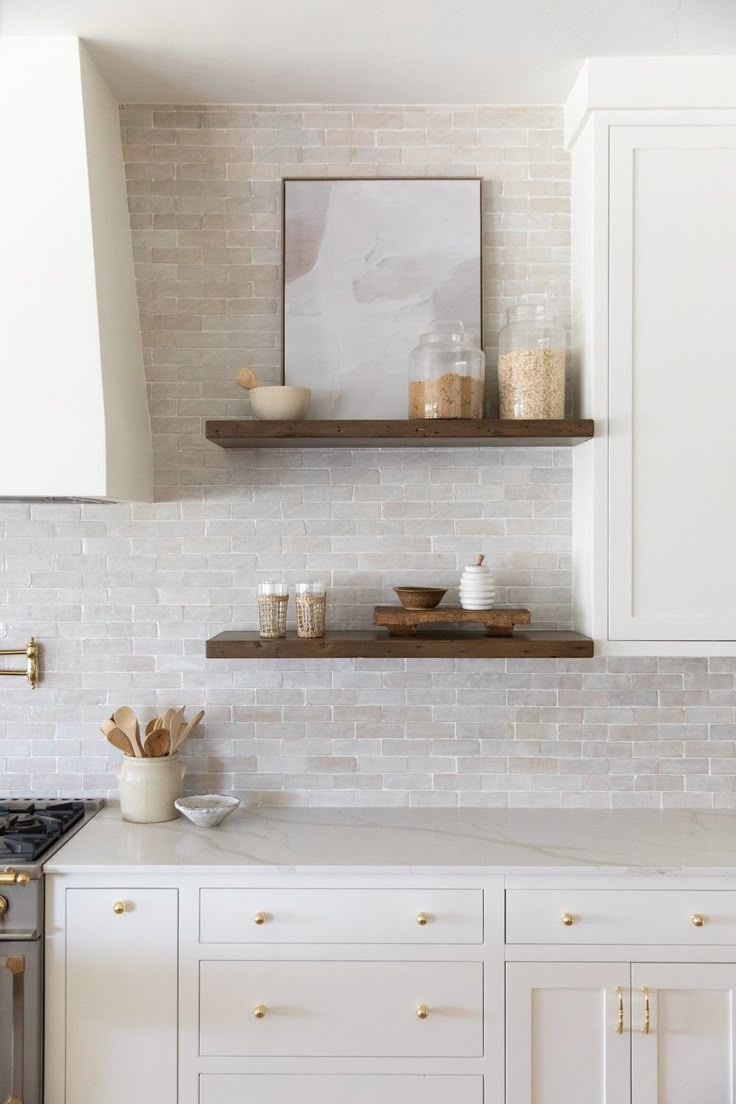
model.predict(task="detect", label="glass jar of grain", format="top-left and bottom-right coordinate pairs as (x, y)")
top-left (408, 321), bottom-right (485, 419)
top-left (497, 303), bottom-right (566, 419)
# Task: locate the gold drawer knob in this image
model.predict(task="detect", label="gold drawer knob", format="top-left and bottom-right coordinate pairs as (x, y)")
top-left (254, 912), bottom-right (267, 926)
top-left (0, 895), bottom-right (8, 919)
top-left (416, 912), bottom-right (430, 926)
top-left (113, 901), bottom-right (127, 915)
top-left (254, 1005), bottom-right (267, 1019)
top-left (0, 869), bottom-right (30, 887)
top-left (416, 1004), bottom-right (429, 1019)
top-left (691, 913), bottom-right (705, 927)
top-left (561, 912), bottom-right (576, 927)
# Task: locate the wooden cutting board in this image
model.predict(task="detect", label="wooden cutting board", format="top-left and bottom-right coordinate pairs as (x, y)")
top-left (373, 606), bottom-right (532, 637)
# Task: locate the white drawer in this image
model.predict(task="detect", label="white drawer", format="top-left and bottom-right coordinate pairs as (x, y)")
top-left (199, 960), bottom-right (484, 1057)
top-left (506, 889), bottom-right (736, 944)
top-left (199, 1074), bottom-right (484, 1104)
top-left (199, 888), bottom-right (483, 944)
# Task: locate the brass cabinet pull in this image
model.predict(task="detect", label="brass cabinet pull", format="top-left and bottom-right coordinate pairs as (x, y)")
top-left (254, 1005), bottom-right (267, 1019)
top-left (416, 1004), bottom-right (429, 1019)
top-left (254, 912), bottom-right (267, 925)
top-left (616, 986), bottom-right (624, 1035)
top-left (641, 987), bottom-right (651, 1034)
top-left (0, 895), bottom-right (8, 919)
top-left (691, 913), bottom-right (705, 927)
top-left (561, 912), bottom-right (576, 927)
top-left (0, 870), bottom-right (30, 887)
top-left (113, 901), bottom-right (127, 915)
top-left (416, 912), bottom-right (430, 926)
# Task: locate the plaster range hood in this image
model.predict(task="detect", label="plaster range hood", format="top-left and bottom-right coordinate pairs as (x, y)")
top-left (0, 37), bottom-right (152, 501)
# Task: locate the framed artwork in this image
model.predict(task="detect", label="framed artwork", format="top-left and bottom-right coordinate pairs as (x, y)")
top-left (282, 178), bottom-right (482, 418)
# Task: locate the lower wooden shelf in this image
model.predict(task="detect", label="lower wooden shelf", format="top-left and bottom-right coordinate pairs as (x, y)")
top-left (206, 630), bottom-right (594, 660)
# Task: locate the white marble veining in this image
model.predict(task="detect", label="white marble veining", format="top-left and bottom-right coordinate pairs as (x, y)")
top-left (45, 805), bottom-right (736, 875)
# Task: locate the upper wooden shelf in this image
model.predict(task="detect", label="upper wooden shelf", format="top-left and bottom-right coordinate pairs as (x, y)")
top-left (205, 418), bottom-right (594, 449)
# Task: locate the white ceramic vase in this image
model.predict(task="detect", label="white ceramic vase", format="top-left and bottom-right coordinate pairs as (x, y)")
top-left (116, 753), bottom-right (187, 824)
top-left (459, 553), bottom-right (496, 610)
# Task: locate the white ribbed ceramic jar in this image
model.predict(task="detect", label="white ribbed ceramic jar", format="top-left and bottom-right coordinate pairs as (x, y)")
top-left (459, 553), bottom-right (496, 610)
top-left (116, 754), bottom-right (187, 824)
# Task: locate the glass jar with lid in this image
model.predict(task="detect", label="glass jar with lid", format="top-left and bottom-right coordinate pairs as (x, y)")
top-left (497, 301), bottom-right (566, 419)
top-left (408, 321), bottom-right (485, 419)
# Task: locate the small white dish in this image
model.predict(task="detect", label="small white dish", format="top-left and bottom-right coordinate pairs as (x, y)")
top-left (175, 794), bottom-right (241, 828)
top-left (249, 385), bottom-right (311, 420)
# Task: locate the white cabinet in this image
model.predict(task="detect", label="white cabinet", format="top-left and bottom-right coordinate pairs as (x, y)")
top-left (608, 125), bottom-right (736, 641)
top-left (631, 963), bottom-right (736, 1104)
top-left (567, 58), bottom-right (736, 653)
top-left (64, 888), bottom-right (178, 1104)
top-left (507, 960), bottom-right (736, 1104)
top-left (506, 962), bottom-right (630, 1104)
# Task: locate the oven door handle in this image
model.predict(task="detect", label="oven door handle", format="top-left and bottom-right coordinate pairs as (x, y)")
top-left (1, 954), bottom-right (24, 1104)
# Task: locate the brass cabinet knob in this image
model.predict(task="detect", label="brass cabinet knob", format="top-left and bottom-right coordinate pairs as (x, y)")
top-left (691, 913), bottom-right (705, 927)
top-left (416, 1004), bottom-right (429, 1019)
top-left (113, 901), bottom-right (127, 915)
top-left (254, 912), bottom-right (267, 926)
top-left (561, 912), bottom-right (576, 927)
top-left (0, 895), bottom-right (8, 919)
top-left (416, 912), bottom-right (430, 926)
top-left (0, 869), bottom-right (30, 887)
top-left (254, 1005), bottom-right (267, 1019)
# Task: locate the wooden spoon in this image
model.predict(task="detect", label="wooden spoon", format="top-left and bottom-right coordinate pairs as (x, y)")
top-left (105, 727), bottom-right (136, 757)
top-left (113, 706), bottom-right (143, 758)
top-left (144, 727), bottom-right (171, 758)
top-left (172, 709), bottom-right (204, 753)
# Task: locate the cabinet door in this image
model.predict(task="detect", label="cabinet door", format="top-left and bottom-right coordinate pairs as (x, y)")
top-left (506, 962), bottom-right (630, 1104)
top-left (631, 963), bottom-right (736, 1104)
top-left (608, 125), bottom-right (736, 640)
top-left (65, 888), bottom-right (178, 1104)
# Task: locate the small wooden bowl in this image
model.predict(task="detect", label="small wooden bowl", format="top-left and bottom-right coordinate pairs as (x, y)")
top-left (393, 586), bottom-right (447, 610)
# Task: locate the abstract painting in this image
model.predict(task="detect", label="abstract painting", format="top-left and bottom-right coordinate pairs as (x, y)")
top-left (283, 179), bottom-right (482, 418)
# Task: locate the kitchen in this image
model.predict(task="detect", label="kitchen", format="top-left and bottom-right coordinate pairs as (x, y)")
top-left (1, 1), bottom-right (736, 1101)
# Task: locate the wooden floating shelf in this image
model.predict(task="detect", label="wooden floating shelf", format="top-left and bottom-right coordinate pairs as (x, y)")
top-left (206, 630), bottom-right (594, 660)
top-left (205, 418), bottom-right (594, 449)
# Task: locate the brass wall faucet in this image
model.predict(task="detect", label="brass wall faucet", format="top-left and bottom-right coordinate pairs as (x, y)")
top-left (0, 638), bottom-right (39, 688)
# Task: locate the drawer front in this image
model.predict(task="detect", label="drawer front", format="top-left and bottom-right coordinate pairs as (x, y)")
top-left (200, 1074), bottom-right (484, 1104)
top-left (506, 889), bottom-right (736, 944)
top-left (199, 960), bottom-right (483, 1057)
top-left (200, 888), bottom-right (483, 944)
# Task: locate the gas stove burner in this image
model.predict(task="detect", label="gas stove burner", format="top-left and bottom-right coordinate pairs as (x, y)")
top-left (0, 799), bottom-right (86, 862)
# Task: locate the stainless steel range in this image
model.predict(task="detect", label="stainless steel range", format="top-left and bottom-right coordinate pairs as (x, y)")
top-left (0, 799), bottom-right (101, 1104)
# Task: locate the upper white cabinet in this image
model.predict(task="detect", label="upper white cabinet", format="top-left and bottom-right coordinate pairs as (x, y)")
top-left (567, 58), bottom-right (736, 654)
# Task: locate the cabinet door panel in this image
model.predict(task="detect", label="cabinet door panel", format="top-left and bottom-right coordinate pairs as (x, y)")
top-left (66, 888), bottom-right (178, 1104)
top-left (609, 125), bottom-right (736, 640)
top-left (632, 963), bottom-right (736, 1104)
top-left (200, 1074), bottom-right (484, 1104)
top-left (506, 962), bottom-right (630, 1104)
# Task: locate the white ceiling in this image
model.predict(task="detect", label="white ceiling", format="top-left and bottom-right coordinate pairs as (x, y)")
top-left (2, 0), bottom-right (735, 104)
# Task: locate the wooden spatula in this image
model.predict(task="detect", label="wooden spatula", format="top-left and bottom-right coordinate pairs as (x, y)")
top-left (172, 709), bottom-right (204, 753)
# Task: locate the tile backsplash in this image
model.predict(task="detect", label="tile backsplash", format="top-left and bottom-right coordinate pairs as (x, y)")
top-left (0, 104), bottom-right (734, 808)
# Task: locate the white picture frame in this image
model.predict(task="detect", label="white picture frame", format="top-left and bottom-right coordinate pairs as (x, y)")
top-left (283, 178), bottom-right (482, 418)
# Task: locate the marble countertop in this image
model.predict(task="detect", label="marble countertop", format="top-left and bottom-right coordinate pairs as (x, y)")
top-left (44, 805), bottom-right (736, 876)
